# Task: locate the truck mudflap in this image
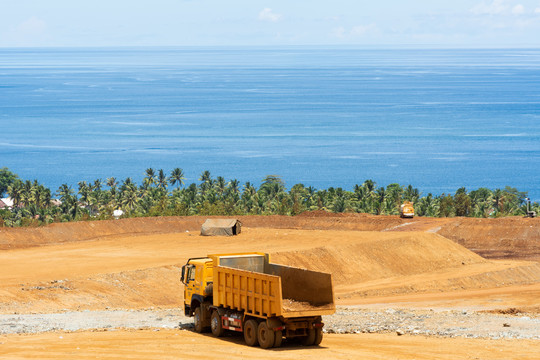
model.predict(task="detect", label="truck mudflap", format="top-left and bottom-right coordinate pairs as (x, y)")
top-left (281, 317), bottom-right (323, 338)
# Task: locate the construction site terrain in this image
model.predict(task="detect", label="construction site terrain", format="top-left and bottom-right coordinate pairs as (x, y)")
top-left (0, 214), bottom-right (539, 359)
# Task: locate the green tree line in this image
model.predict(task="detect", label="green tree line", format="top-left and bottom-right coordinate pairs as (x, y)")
top-left (0, 167), bottom-right (537, 227)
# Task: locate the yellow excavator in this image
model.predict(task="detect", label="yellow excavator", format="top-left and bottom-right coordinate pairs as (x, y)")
top-left (400, 201), bottom-right (414, 218)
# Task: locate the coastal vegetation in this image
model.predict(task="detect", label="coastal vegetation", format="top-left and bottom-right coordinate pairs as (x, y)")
top-left (0, 167), bottom-right (537, 227)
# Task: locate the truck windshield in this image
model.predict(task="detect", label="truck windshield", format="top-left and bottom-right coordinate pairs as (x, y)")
top-left (187, 266), bottom-right (196, 282)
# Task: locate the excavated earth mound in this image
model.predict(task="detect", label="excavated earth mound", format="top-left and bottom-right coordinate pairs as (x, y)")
top-left (0, 220), bottom-right (538, 314)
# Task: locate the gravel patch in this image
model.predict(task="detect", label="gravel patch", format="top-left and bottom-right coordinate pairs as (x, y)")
top-left (1, 307), bottom-right (538, 340)
top-left (323, 308), bottom-right (540, 340)
top-left (0, 309), bottom-right (187, 334)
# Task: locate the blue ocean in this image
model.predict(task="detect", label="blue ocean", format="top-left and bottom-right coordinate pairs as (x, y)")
top-left (1, 48), bottom-right (539, 200)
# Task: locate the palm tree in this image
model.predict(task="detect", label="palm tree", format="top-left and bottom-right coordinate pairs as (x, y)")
top-left (228, 179), bottom-right (240, 196)
top-left (78, 181), bottom-right (90, 206)
top-left (304, 186), bottom-right (317, 210)
top-left (363, 179), bottom-right (376, 193)
top-left (403, 184), bottom-right (420, 203)
top-left (157, 169), bottom-right (168, 189)
top-left (20, 180), bottom-right (33, 206)
top-left (260, 175), bottom-right (285, 199)
top-left (92, 179), bottom-right (102, 192)
top-left (121, 181), bottom-right (139, 211)
top-left (39, 186), bottom-right (52, 208)
top-left (375, 187), bottom-right (386, 215)
top-left (492, 188), bottom-right (504, 214)
top-left (215, 176), bottom-right (226, 197)
top-left (56, 184), bottom-right (74, 203)
top-left (7, 180), bottom-right (24, 207)
top-left (144, 168), bottom-right (156, 188)
top-left (169, 168), bottom-right (185, 188)
top-left (199, 170), bottom-right (212, 195)
top-left (106, 177), bottom-right (117, 188)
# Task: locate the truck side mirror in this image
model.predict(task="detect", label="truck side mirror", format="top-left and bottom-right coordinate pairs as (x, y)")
top-left (181, 265), bottom-right (186, 284)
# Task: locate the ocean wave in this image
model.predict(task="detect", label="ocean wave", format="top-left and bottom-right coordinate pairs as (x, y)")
top-left (109, 121), bottom-right (167, 127)
top-left (0, 142), bottom-right (98, 151)
top-left (462, 134), bottom-right (528, 137)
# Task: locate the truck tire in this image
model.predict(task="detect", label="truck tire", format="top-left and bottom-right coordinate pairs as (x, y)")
top-left (211, 311), bottom-right (224, 337)
top-left (301, 328), bottom-right (316, 346)
top-left (273, 330), bottom-right (283, 348)
top-left (313, 328), bottom-right (323, 346)
top-left (194, 307), bottom-right (204, 333)
top-left (257, 322), bottom-right (275, 349)
top-left (244, 319), bottom-right (259, 347)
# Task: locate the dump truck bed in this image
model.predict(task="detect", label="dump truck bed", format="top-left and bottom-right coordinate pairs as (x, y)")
top-left (210, 253), bottom-right (335, 318)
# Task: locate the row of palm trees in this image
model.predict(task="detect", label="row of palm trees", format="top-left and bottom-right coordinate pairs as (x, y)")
top-left (0, 167), bottom-right (537, 227)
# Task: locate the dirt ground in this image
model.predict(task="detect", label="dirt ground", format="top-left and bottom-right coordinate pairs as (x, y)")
top-left (2, 330), bottom-right (539, 360)
top-left (0, 214), bottom-right (539, 359)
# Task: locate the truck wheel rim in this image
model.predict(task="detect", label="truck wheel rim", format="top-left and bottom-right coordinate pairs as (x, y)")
top-left (211, 317), bottom-right (218, 331)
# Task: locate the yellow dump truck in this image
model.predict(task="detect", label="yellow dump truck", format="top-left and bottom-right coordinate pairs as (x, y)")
top-left (400, 201), bottom-right (415, 218)
top-left (181, 252), bottom-right (335, 348)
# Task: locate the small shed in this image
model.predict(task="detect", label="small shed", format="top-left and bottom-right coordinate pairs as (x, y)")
top-left (1, 197), bottom-right (14, 209)
top-left (200, 219), bottom-right (242, 236)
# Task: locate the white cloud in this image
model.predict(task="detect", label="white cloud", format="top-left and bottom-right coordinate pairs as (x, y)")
top-left (535, 6), bottom-right (540, 13)
top-left (6, 16), bottom-right (50, 46)
top-left (331, 26), bottom-right (346, 39)
top-left (258, 8), bottom-right (282, 22)
top-left (470, 0), bottom-right (508, 15)
top-left (331, 24), bottom-right (377, 39)
top-left (17, 16), bottom-right (48, 36)
top-left (350, 24), bottom-right (377, 37)
top-left (512, 4), bottom-right (525, 14)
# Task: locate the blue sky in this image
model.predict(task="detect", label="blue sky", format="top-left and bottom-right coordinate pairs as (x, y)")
top-left (2, 0), bottom-right (540, 47)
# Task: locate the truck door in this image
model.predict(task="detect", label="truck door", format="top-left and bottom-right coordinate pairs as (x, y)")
top-left (183, 265), bottom-right (197, 305)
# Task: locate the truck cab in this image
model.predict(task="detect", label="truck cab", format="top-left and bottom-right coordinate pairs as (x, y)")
top-left (181, 258), bottom-right (213, 316)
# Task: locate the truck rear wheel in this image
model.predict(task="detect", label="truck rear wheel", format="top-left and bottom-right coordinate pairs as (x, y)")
top-left (257, 322), bottom-right (275, 349)
top-left (301, 328), bottom-right (316, 346)
top-left (273, 330), bottom-right (283, 348)
top-left (244, 319), bottom-right (259, 347)
top-left (211, 311), bottom-right (224, 337)
top-left (313, 328), bottom-right (323, 346)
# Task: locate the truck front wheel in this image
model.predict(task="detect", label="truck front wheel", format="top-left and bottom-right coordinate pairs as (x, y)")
top-left (211, 311), bottom-right (224, 337)
top-left (194, 307), bottom-right (208, 333)
top-left (257, 322), bottom-right (275, 349)
top-left (244, 319), bottom-right (259, 346)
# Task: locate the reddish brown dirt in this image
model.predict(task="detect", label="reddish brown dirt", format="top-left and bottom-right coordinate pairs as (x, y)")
top-left (1, 213), bottom-right (538, 261)
top-left (436, 217), bottom-right (540, 261)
